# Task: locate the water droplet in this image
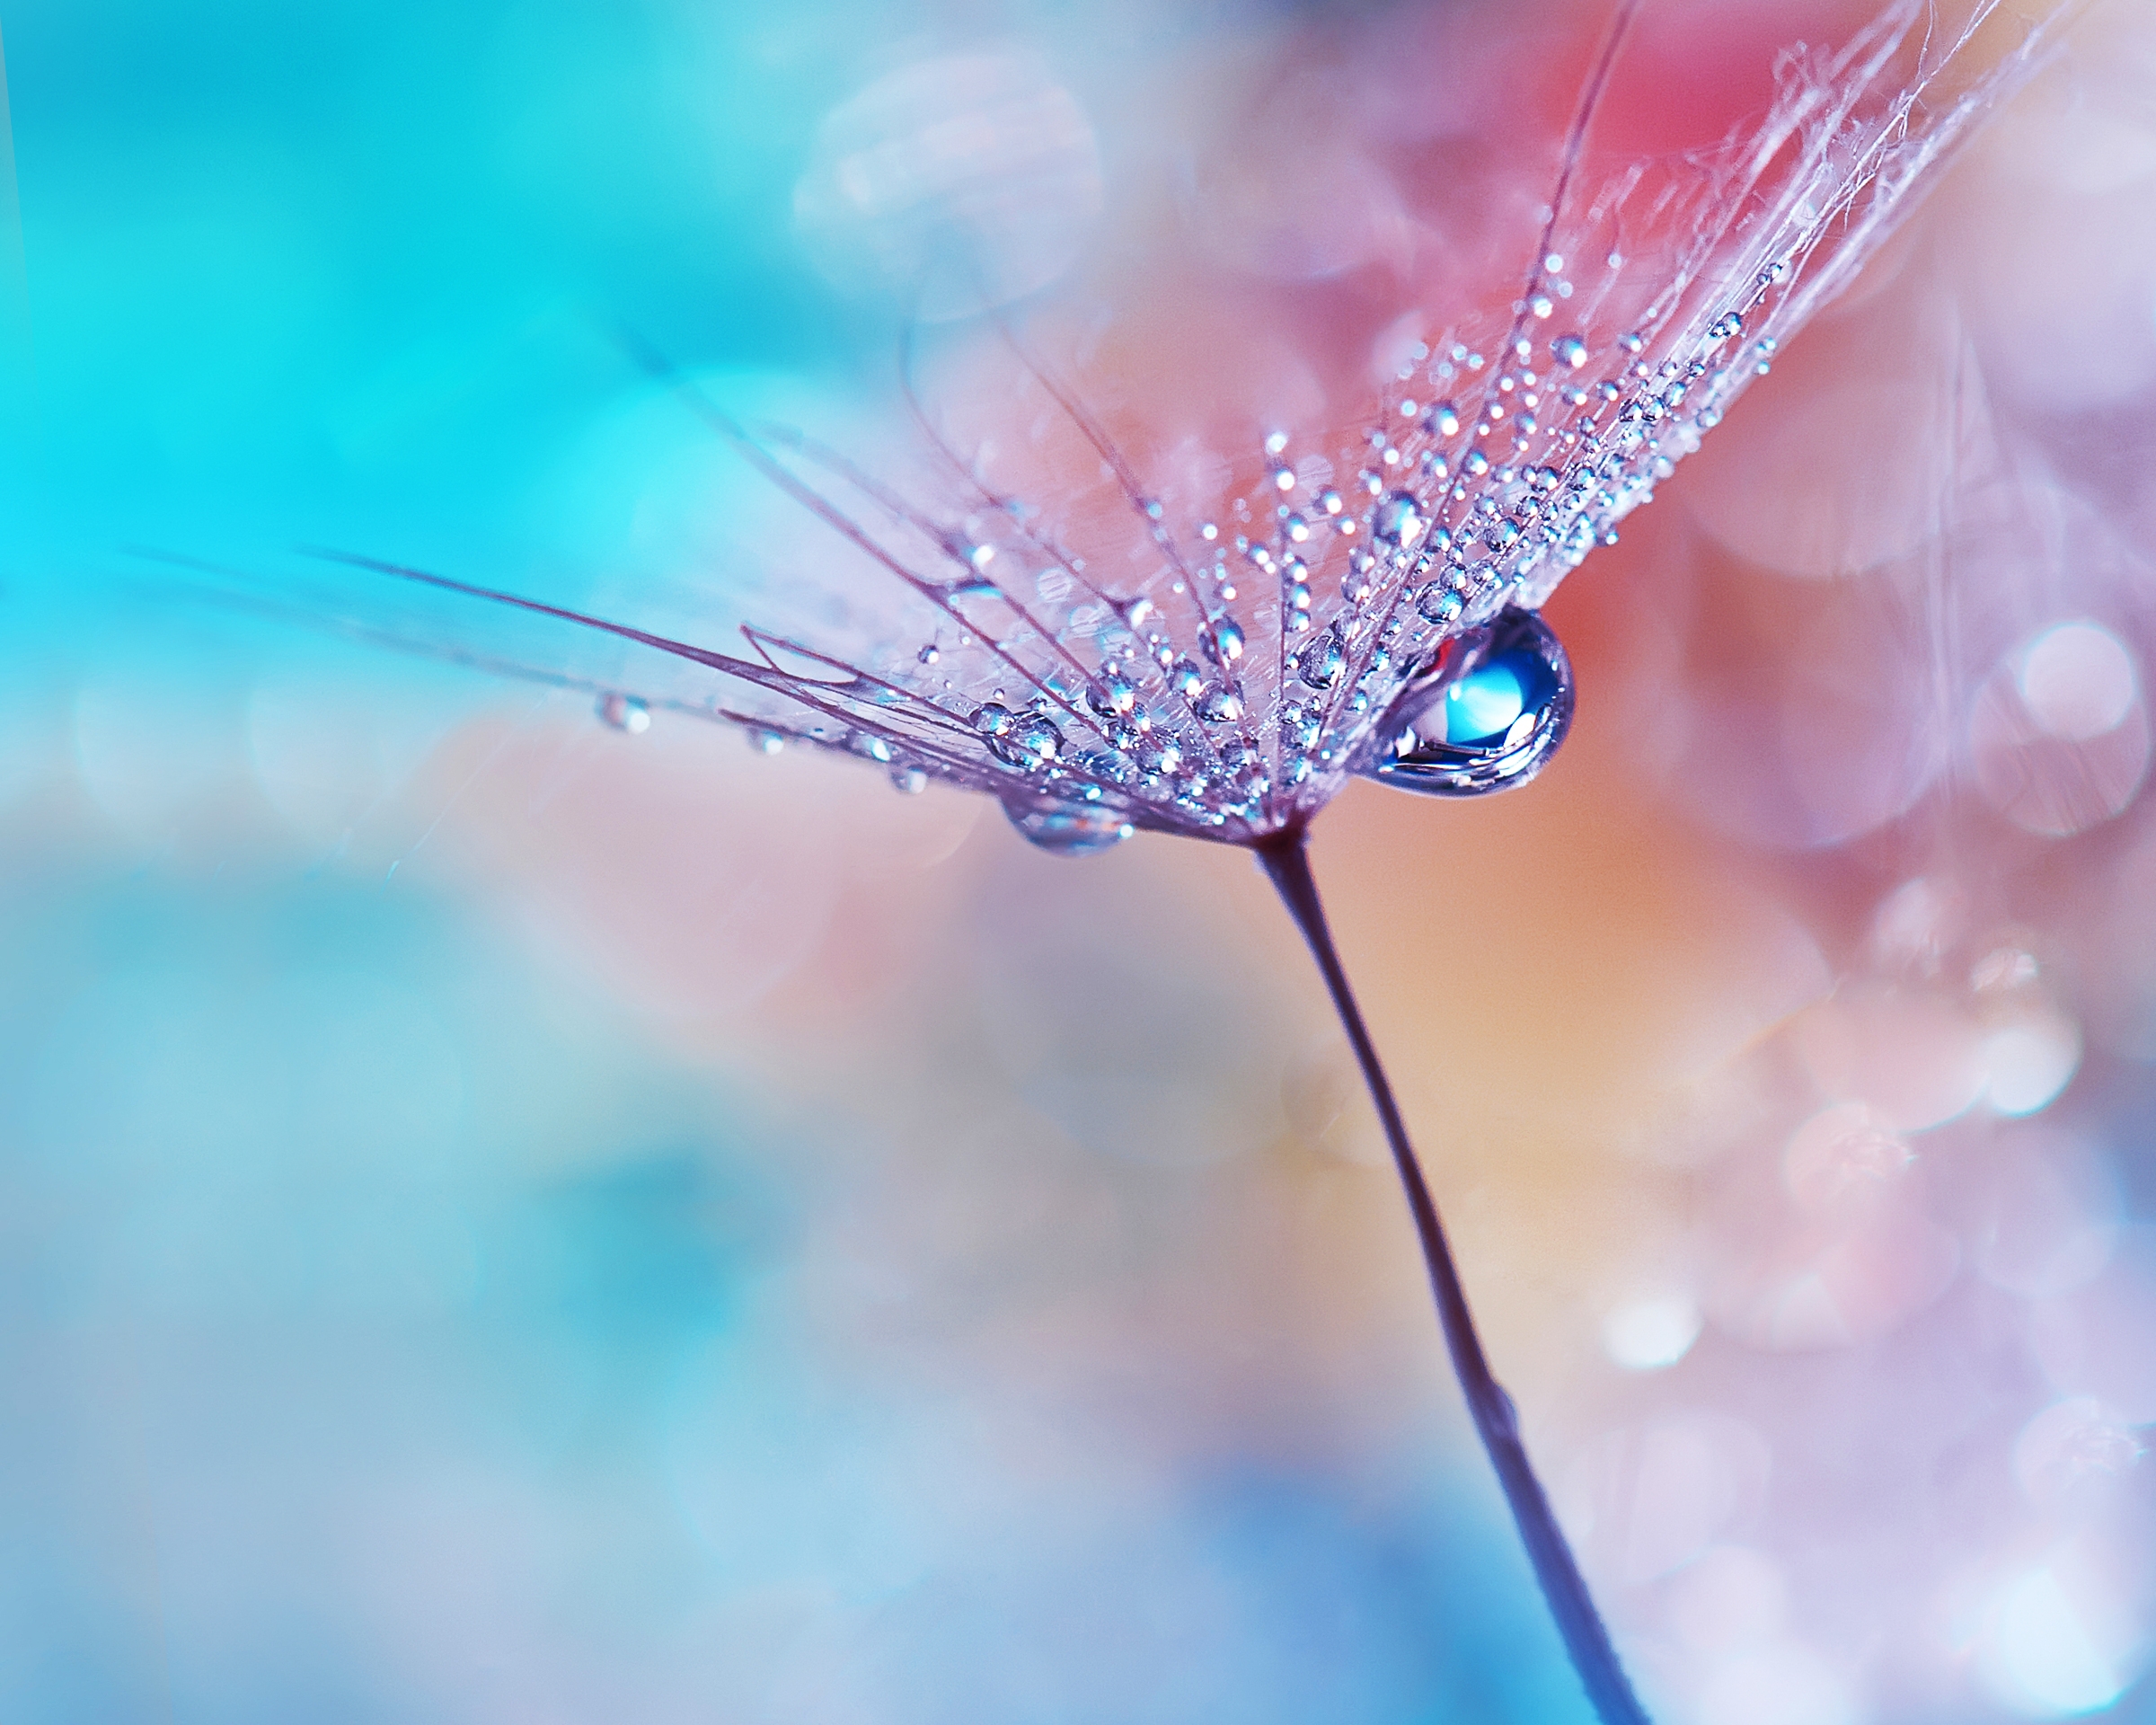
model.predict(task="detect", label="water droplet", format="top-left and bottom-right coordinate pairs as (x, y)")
top-left (1169, 657), bottom-right (1206, 699)
top-left (973, 702), bottom-right (1063, 771)
top-left (1618, 331), bottom-right (1645, 353)
top-left (596, 693), bottom-right (651, 734)
top-left (1341, 553), bottom-right (1375, 608)
top-left (1087, 673), bottom-right (1139, 719)
top-left (748, 727), bottom-right (785, 756)
top-left (1197, 681), bottom-right (1244, 725)
top-left (1273, 465), bottom-right (1296, 492)
top-left (1462, 450), bottom-right (1490, 478)
top-left (1284, 513), bottom-right (1310, 543)
top-left (1264, 429), bottom-right (1289, 456)
top-left (853, 732), bottom-right (894, 764)
top-left (1426, 402), bottom-right (1462, 437)
top-left (1204, 616), bottom-right (1246, 666)
top-left (890, 764), bottom-right (928, 794)
top-left (1299, 625), bottom-right (1348, 691)
top-left (1416, 584), bottom-right (1464, 626)
top-left (1320, 488), bottom-right (1344, 516)
top-left (917, 643), bottom-right (941, 666)
top-left (1361, 607), bottom-right (1574, 798)
top-left (1372, 491), bottom-right (1426, 548)
top-left (1552, 333), bottom-right (1587, 369)
top-left (1003, 798), bottom-right (1134, 857)
top-left (1120, 597), bottom-right (1156, 630)
top-left (1528, 293), bottom-right (1554, 319)
top-left (1707, 311), bottom-right (1744, 342)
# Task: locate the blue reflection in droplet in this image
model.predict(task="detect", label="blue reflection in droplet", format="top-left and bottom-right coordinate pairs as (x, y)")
top-left (1443, 661), bottom-right (1527, 743)
top-left (1360, 607), bottom-right (1574, 798)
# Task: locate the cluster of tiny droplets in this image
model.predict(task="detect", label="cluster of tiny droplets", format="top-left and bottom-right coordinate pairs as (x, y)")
top-left (610, 0), bottom-right (2048, 857)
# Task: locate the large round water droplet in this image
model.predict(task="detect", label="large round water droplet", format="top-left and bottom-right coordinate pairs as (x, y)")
top-left (1360, 607), bottom-right (1574, 797)
top-left (1002, 798), bottom-right (1134, 856)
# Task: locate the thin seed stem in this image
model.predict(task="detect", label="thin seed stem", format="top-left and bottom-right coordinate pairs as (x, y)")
top-left (1254, 827), bottom-right (1651, 1725)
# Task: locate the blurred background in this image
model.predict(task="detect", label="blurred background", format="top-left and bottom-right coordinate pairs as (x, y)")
top-left (4, 0), bottom-right (2155, 1721)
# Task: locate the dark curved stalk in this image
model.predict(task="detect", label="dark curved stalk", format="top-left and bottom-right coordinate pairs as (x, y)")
top-left (1254, 827), bottom-right (1651, 1725)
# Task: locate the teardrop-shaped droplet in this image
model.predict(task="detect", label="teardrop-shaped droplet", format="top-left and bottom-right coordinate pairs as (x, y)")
top-left (1196, 681), bottom-right (1244, 725)
top-left (1298, 625), bottom-right (1347, 691)
top-left (1416, 583), bottom-right (1464, 626)
top-left (1087, 673), bottom-right (1138, 720)
top-left (1371, 491), bottom-right (1426, 549)
top-left (890, 765), bottom-right (929, 795)
top-left (1003, 798), bottom-right (1134, 857)
top-left (597, 693), bottom-right (651, 734)
top-left (1552, 333), bottom-right (1588, 369)
top-left (1360, 607), bottom-right (1573, 798)
top-left (1425, 402), bottom-right (1462, 438)
top-left (1204, 616), bottom-right (1246, 667)
top-left (748, 727), bottom-right (785, 756)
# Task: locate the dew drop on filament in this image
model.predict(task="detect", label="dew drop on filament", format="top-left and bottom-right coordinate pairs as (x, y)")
top-left (1299, 626), bottom-right (1348, 691)
top-left (972, 703), bottom-right (1064, 772)
top-left (1197, 681), bottom-right (1245, 725)
top-left (1362, 607), bottom-right (1574, 798)
top-left (1416, 584), bottom-right (1464, 626)
top-left (1372, 491), bottom-right (1426, 549)
top-left (596, 693), bottom-right (651, 734)
top-left (1204, 616), bottom-right (1247, 666)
